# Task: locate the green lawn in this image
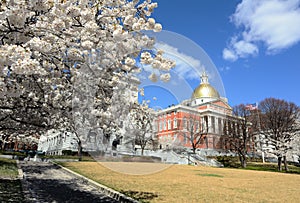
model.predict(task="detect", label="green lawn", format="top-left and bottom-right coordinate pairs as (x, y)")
top-left (242, 162), bottom-right (300, 174)
top-left (0, 157), bottom-right (19, 178)
top-left (213, 156), bottom-right (300, 174)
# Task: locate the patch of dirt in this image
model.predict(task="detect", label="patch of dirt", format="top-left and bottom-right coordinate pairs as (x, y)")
top-left (99, 162), bottom-right (171, 175)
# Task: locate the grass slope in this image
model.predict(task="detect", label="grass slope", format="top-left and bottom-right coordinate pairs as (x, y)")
top-left (61, 162), bottom-right (300, 203)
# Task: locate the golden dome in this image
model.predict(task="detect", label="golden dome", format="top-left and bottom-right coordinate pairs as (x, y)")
top-left (192, 72), bottom-right (220, 99)
top-left (192, 84), bottom-right (220, 99)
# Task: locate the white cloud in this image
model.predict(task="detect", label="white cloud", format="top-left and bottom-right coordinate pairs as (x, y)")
top-left (233, 39), bottom-right (259, 57)
top-left (223, 0), bottom-right (300, 61)
top-left (156, 42), bottom-right (204, 80)
top-left (223, 48), bottom-right (238, 61)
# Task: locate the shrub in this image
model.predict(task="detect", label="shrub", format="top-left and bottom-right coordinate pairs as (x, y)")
top-left (62, 150), bottom-right (74, 156)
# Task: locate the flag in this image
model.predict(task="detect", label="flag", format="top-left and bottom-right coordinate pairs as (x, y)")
top-left (245, 103), bottom-right (258, 110)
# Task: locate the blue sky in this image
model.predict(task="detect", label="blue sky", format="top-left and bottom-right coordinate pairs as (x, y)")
top-left (142, 0), bottom-right (300, 108)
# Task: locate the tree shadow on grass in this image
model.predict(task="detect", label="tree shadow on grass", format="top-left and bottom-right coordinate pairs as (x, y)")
top-left (120, 190), bottom-right (159, 203)
top-left (0, 179), bottom-right (24, 202)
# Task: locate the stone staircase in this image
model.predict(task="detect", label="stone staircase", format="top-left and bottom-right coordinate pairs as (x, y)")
top-left (139, 150), bottom-right (223, 167)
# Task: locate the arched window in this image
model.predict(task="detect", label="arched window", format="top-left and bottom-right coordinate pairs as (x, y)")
top-left (183, 118), bottom-right (187, 129)
top-left (159, 121), bottom-right (163, 131)
top-left (173, 118), bottom-right (177, 128)
top-left (168, 120), bottom-right (171, 130)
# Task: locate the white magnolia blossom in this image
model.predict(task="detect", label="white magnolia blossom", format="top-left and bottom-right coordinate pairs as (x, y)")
top-left (11, 58), bottom-right (47, 75)
top-left (0, 0), bottom-right (175, 154)
top-left (140, 51), bottom-right (153, 64)
top-left (139, 88), bottom-right (145, 97)
top-left (154, 23), bottom-right (162, 32)
top-left (125, 57), bottom-right (136, 66)
top-left (148, 72), bottom-right (158, 82)
top-left (160, 73), bottom-right (171, 82)
top-left (152, 60), bottom-right (162, 69)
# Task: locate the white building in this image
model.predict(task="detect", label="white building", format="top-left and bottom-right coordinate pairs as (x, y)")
top-left (38, 130), bottom-right (78, 155)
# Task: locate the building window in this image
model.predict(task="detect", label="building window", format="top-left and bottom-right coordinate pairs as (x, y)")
top-left (195, 121), bottom-right (199, 131)
top-left (183, 118), bottom-right (187, 129)
top-left (159, 121), bottom-right (163, 131)
top-left (218, 118), bottom-right (222, 134)
top-left (153, 122), bottom-right (158, 132)
top-left (203, 116), bottom-right (208, 131)
top-left (183, 133), bottom-right (187, 144)
top-left (223, 119), bottom-right (228, 135)
top-left (173, 118), bottom-right (177, 128)
top-left (163, 120), bottom-right (167, 130)
top-left (227, 120), bottom-right (232, 134)
top-left (168, 119), bottom-right (171, 130)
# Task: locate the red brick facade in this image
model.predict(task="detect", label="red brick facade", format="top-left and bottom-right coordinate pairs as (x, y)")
top-left (155, 98), bottom-right (234, 151)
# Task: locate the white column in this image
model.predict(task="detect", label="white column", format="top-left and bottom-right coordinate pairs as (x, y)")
top-left (208, 116), bottom-right (211, 133)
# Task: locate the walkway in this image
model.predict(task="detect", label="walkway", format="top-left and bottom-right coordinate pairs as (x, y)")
top-left (19, 161), bottom-right (119, 203)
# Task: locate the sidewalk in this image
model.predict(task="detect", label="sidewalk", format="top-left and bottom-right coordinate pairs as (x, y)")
top-left (18, 161), bottom-right (133, 203)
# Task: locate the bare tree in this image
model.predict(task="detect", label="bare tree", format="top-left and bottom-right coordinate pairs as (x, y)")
top-left (259, 98), bottom-right (300, 171)
top-left (223, 104), bottom-right (254, 168)
top-left (180, 114), bottom-right (208, 154)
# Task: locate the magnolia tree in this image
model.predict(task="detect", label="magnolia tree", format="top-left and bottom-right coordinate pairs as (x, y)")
top-left (125, 102), bottom-right (155, 155)
top-left (0, 0), bottom-right (175, 156)
top-left (290, 129), bottom-right (300, 162)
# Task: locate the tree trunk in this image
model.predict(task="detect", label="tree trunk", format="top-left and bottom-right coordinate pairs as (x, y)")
top-left (283, 155), bottom-right (289, 172)
top-left (241, 154), bottom-right (247, 168)
top-left (242, 159), bottom-right (247, 168)
top-left (78, 140), bottom-right (82, 161)
top-left (192, 147), bottom-right (196, 154)
top-left (277, 156), bottom-right (282, 171)
top-left (1, 141), bottom-right (5, 150)
top-left (238, 151), bottom-right (247, 168)
top-left (1, 136), bottom-right (8, 150)
top-left (141, 148), bottom-right (144, 156)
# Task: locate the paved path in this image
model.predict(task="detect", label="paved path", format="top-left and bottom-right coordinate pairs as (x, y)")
top-left (19, 161), bottom-right (119, 203)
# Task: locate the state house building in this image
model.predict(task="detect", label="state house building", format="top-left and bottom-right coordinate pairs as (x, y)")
top-left (155, 72), bottom-right (240, 152)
